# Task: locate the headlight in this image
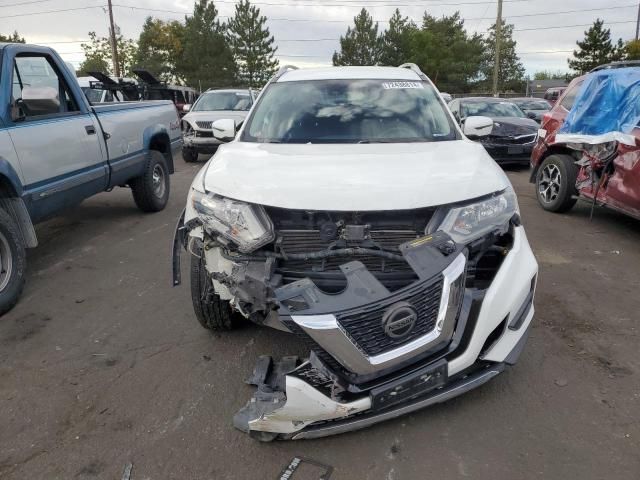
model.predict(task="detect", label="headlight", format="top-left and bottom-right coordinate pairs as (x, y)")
top-left (191, 191), bottom-right (274, 253)
top-left (437, 187), bottom-right (519, 244)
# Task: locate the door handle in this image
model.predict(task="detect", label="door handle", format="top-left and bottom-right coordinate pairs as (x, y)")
top-left (85, 125), bottom-right (96, 135)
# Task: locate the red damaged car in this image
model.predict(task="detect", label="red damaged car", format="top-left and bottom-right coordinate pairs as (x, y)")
top-left (531, 61), bottom-right (640, 220)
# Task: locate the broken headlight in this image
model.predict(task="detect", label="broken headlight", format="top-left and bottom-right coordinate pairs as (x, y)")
top-left (191, 191), bottom-right (274, 253)
top-left (437, 187), bottom-right (518, 244)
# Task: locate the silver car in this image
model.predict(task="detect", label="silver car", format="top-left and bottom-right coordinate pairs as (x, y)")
top-left (181, 88), bottom-right (256, 162)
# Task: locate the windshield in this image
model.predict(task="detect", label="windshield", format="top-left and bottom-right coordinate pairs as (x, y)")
top-left (462, 101), bottom-right (525, 119)
top-left (514, 99), bottom-right (551, 111)
top-left (82, 87), bottom-right (103, 104)
top-left (242, 79), bottom-right (457, 143)
top-left (193, 91), bottom-right (252, 112)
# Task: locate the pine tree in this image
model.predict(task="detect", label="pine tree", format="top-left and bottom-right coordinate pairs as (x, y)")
top-left (177, 0), bottom-right (237, 90)
top-left (226, 0), bottom-right (279, 88)
top-left (480, 22), bottom-right (525, 92)
top-left (410, 12), bottom-right (484, 93)
top-left (379, 9), bottom-right (416, 66)
top-left (568, 19), bottom-right (625, 74)
top-left (333, 8), bottom-right (383, 66)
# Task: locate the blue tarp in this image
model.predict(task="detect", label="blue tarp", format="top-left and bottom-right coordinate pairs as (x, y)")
top-left (557, 67), bottom-right (640, 145)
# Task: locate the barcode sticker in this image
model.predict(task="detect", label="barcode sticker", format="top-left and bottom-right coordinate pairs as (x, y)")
top-left (382, 81), bottom-right (424, 89)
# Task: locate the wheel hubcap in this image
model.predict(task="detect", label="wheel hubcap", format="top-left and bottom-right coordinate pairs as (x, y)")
top-left (538, 164), bottom-right (562, 204)
top-left (152, 164), bottom-right (165, 198)
top-left (0, 231), bottom-right (13, 292)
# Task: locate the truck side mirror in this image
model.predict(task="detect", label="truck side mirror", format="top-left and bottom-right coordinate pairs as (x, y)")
top-left (212, 118), bottom-right (236, 142)
top-left (463, 116), bottom-right (493, 138)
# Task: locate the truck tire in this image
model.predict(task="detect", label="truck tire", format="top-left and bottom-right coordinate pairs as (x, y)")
top-left (190, 240), bottom-right (244, 331)
top-left (182, 148), bottom-right (199, 163)
top-left (131, 150), bottom-right (170, 213)
top-left (0, 208), bottom-right (26, 315)
top-left (535, 154), bottom-right (579, 213)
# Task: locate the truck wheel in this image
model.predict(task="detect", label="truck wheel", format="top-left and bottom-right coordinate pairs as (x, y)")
top-left (131, 150), bottom-right (170, 213)
top-left (0, 208), bottom-right (26, 315)
top-left (190, 240), bottom-right (244, 331)
top-left (535, 154), bottom-right (578, 213)
top-left (182, 148), bottom-right (199, 163)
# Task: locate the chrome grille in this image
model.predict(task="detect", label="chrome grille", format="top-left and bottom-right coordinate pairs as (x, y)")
top-left (335, 275), bottom-right (443, 356)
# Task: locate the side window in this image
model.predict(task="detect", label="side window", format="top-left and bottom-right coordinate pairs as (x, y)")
top-left (560, 82), bottom-right (583, 111)
top-left (449, 100), bottom-right (459, 120)
top-left (104, 90), bottom-right (114, 102)
top-left (11, 55), bottom-right (79, 120)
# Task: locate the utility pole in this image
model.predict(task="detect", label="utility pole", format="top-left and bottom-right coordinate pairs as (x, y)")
top-left (492, 0), bottom-right (503, 97)
top-left (107, 0), bottom-right (121, 77)
top-left (636, 1), bottom-right (640, 40)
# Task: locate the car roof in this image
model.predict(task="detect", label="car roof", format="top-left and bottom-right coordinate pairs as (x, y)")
top-left (277, 66), bottom-right (422, 82)
top-left (203, 88), bottom-right (251, 94)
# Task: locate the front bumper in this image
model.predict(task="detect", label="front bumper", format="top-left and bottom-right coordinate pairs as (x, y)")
top-left (183, 132), bottom-right (223, 152)
top-left (229, 226), bottom-right (537, 440)
top-left (482, 143), bottom-right (534, 165)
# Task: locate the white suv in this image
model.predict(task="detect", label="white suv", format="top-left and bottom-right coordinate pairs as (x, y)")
top-left (172, 64), bottom-right (538, 441)
top-left (181, 88), bottom-right (255, 162)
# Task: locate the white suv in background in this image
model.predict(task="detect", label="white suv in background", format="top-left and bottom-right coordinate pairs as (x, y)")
top-left (181, 88), bottom-right (256, 162)
top-left (173, 64), bottom-right (538, 441)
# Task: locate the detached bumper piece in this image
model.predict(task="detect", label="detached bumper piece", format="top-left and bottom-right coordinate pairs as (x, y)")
top-left (234, 354), bottom-right (504, 441)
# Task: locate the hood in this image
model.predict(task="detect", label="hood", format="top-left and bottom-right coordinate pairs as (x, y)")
top-left (489, 117), bottom-right (539, 136)
top-left (183, 110), bottom-right (248, 126)
top-left (201, 141), bottom-right (510, 211)
top-left (522, 109), bottom-right (548, 121)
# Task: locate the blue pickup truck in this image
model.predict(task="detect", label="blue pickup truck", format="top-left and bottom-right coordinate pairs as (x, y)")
top-left (0, 43), bottom-right (183, 314)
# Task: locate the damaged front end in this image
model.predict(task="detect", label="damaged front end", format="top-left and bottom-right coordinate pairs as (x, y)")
top-left (172, 188), bottom-right (538, 440)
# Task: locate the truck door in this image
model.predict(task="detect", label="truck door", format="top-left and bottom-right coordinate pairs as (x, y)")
top-left (8, 53), bottom-right (107, 222)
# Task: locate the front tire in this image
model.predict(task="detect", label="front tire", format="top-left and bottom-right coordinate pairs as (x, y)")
top-left (0, 208), bottom-right (26, 315)
top-left (131, 150), bottom-right (170, 213)
top-left (535, 154), bottom-right (578, 213)
top-left (190, 240), bottom-right (244, 331)
top-left (182, 147), bottom-right (199, 163)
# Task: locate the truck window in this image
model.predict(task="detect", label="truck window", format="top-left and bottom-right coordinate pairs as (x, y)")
top-left (12, 55), bottom-right (79, 120)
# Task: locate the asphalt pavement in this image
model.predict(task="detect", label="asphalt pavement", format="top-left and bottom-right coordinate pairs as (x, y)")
top-left (0, 155), bottom-right (638, 479)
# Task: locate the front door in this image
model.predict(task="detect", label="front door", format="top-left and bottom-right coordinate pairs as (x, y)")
top-left (8, 53), bottom-right (107, 222)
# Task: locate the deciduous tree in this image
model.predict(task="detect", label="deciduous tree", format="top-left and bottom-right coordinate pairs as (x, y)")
top-left (409, 12), bottom-right (484, 93)
top-left (78, 31), bottom-right (137, 77)
top-left (134, 17), bottom-right (185, 83)
top-left (0, 31), bottom-right (25, 43)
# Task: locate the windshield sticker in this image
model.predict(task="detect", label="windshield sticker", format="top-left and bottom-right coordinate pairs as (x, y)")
top-left (382, 81), bottom-right (424, 89)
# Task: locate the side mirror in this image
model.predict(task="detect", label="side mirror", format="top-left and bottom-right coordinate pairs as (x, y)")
top-left (212, 118), bottom-right (236, 142)
top-left (19, 86), bottom-right (60, 116)
top-left (526, 111), bottom-right (537, 120)
top-left (183, 104), bottom-right (191, 112)
top-left (463, 116), bottom-right (493, 138)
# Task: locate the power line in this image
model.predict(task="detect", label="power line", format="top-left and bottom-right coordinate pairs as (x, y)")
top-left (0, 4), bottom-right (105, 18)
top-left (514, 20), bottom-right (636, 32)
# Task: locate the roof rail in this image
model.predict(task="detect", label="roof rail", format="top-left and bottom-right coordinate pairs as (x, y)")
top-left (273, 64), bottom-right (299, 81)
top-left (590, 60), bottom-right (640, 73)
top-left (398, 63), bottom-right (428, 80)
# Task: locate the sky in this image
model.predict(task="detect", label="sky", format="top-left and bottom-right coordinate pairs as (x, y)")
top-left (1, 0), bottom-right (637, 77)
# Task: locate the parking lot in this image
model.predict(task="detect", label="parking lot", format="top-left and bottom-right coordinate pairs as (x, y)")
top-left (0, 157), bottom-right (638, 479)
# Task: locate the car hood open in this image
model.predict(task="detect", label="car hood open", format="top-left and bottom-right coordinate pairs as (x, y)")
top-left (202, 140), bottom-right (510, 211)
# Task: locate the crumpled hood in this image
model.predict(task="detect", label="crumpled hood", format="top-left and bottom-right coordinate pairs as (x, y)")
top-left (201, 140), bottom-right (510, 211)
top-left (183, 110), bottom-right (248, 127)
top-left (489, 117), bottom-right (539, 137)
